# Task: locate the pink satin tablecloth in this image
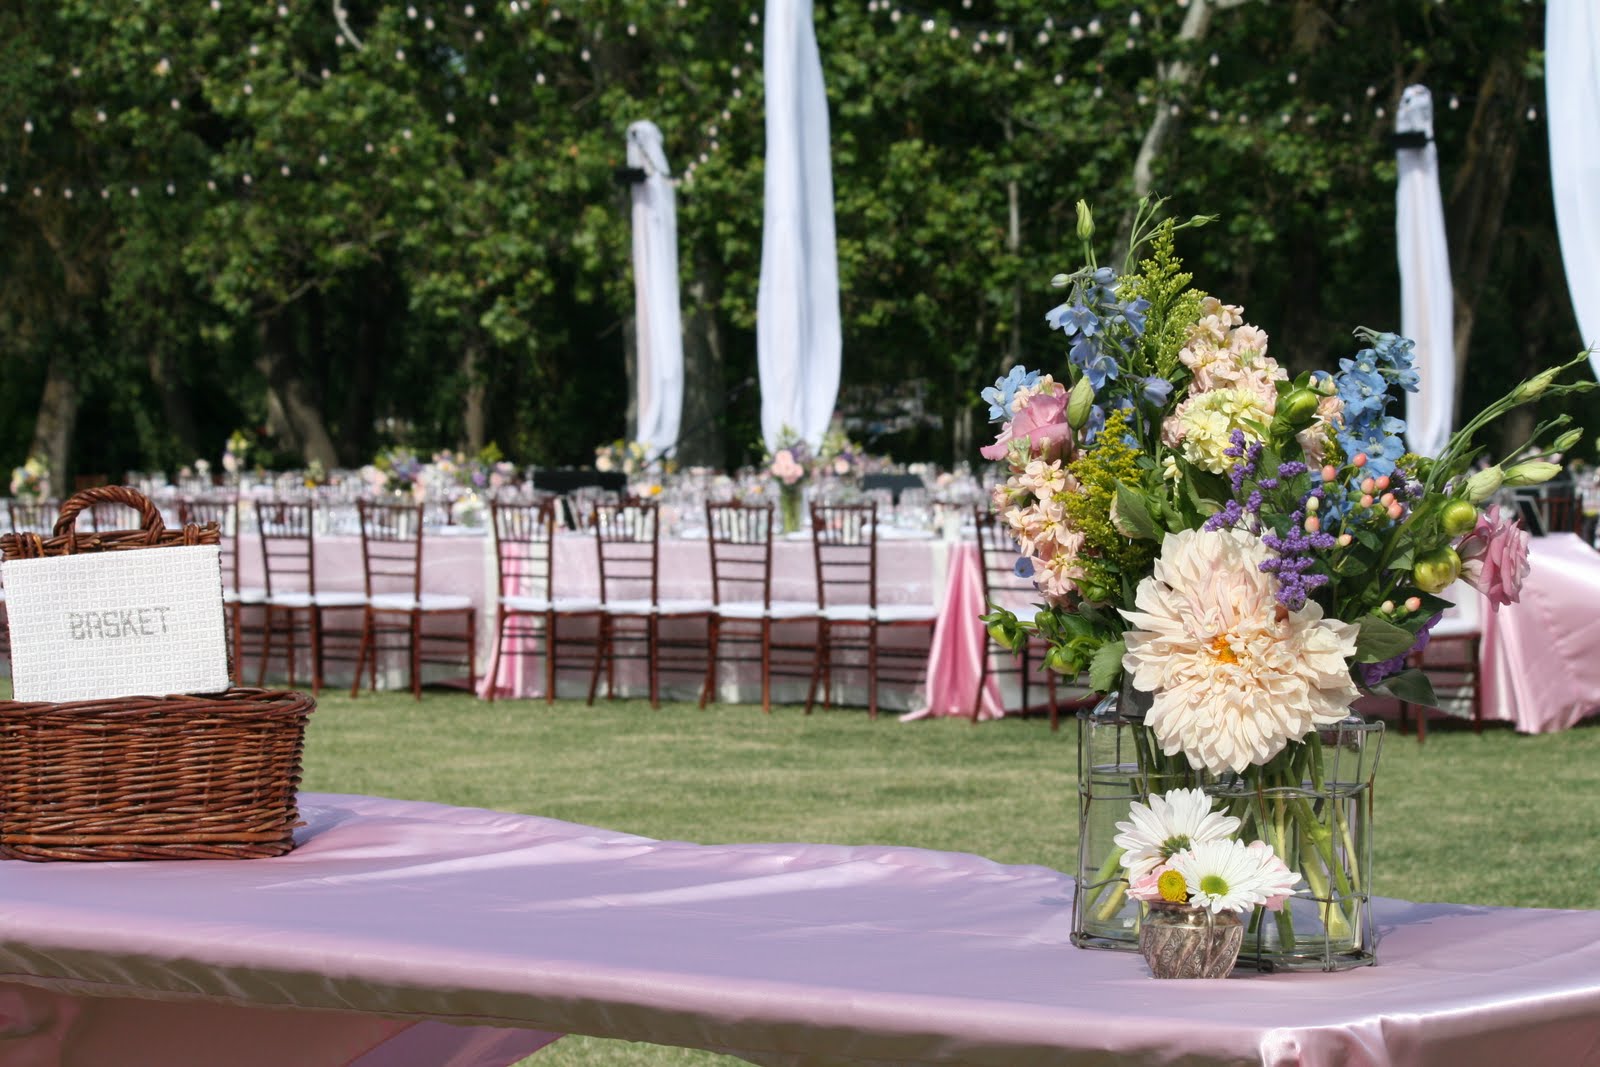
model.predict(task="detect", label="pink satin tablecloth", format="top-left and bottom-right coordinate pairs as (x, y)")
top-left (4, 793), bottom-right (1600, 1066)
top-left (1481, 533), bottom-right (1600, 732)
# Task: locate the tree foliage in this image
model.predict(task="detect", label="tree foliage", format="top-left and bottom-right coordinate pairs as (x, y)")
top-left (0, 0), bottom-right (1581, 485)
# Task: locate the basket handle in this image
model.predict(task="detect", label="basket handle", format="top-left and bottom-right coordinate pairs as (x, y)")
top-left (52, 485), bottom-right (168, 540)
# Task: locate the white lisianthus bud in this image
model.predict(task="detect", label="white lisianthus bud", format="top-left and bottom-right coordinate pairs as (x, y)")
top-left (1502, 461), bottom-right (1562, 487)
top-left (1513, 367), bottom-right (1559, 403)
top-left (1551, 428), bottom-right (1583, 454)
top-left (1067, 376), bottom-right (1095, 430)
top-left (1462, 466), bottom-right (1504, 504)
top-left (1075, 199), bottom-right (1095, 242)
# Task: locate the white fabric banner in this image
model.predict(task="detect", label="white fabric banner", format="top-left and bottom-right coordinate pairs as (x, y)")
top-left (627, 120), bottom-right (684, 461)
top-left (1547, 0), bottom-right (1600, 378)
top-left (1395, 85), bottom-right (1455, 459)
top-left (757, 0), bottom-right (841, 451)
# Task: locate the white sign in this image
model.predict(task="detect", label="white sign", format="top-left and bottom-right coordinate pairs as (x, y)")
top-left (2, 545), bottom-right (230, 702)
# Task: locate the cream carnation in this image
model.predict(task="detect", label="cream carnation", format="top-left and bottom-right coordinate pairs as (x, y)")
top-left (1162, 389), bottom-right (1274, 474)
top-left (1120, 528), bottom-right (1361, 775)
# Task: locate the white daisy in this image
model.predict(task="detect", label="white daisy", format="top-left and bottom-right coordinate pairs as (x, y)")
top-left (1114, 787), bottom-right (1242, 882)
top-left (1168, 837), bottom-right (1302, 915)
top-left (1120, 527), bottom-right (1361, 775)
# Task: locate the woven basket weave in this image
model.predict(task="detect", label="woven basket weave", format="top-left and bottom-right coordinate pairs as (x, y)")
top-left (0, 486), bottom-right (312, 862)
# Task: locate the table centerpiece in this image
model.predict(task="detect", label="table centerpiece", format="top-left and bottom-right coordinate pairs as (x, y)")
top-left (979, 198), bottom-right (1591, 970)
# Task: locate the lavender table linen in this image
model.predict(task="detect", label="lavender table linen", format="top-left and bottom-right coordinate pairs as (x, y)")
top-left (3, 794), bottom-right (1600, 1066)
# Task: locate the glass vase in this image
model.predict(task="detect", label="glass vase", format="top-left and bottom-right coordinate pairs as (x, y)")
top-left (1204, 715), bottom-right (1384, 971)
top-left (1072, 685), bottom-right (1197, 951)
top-left (779, 485), bottom-right (804, 534)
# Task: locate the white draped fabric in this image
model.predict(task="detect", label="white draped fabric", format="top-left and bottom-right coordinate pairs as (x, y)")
top-left (627, 120), bottom-right (684, 460)
top-left (757, 0), bottom-right (841, 451)
top-left (1395, 85), bottom-right (1455, 459)
top-left (1547, 0), bottom-right (1600, 377)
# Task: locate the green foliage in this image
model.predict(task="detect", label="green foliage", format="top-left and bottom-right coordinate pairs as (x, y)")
top-left (0, 0), bottom-right (1587, 481)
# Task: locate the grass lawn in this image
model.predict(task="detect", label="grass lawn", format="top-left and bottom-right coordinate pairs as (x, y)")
top-left (287, 688), bottom-right (1600, 1066)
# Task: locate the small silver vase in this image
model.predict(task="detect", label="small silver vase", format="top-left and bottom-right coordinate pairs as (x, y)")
top-left (1139, 902), bottom-right (1244, 979)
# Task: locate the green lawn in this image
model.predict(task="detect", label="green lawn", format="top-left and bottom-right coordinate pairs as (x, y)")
top-left (287, 688), bottom-right (1600, 1066)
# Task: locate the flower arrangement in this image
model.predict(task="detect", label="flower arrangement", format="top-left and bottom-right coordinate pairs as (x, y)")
top-left (1119, 787), bottom-right (1299, 915)
top-left (222, 429), bottom-right (253, 476)
top-left (982, 199), bottom-right (1588, 755)
top-left (595, 439), bottom-right (650, 477)
top-left (764, 426), bottom-right (817, 533)
top-left (363, 447), bottom-right (425, 499)
top-left (981, 199), bottom-right (1592, 967)
top-left (9, 455), bottom-right (50, 500)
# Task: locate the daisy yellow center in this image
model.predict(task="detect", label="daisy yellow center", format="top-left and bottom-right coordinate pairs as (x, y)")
top-left (1200, 873), bottom-right (1230, 897)
top-left (1157, 869), bottom-right (1189, 903)
top-left (1210, 635), bottom-right (1239, 665)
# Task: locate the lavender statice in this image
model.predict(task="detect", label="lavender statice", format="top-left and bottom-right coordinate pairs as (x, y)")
top-left (1259, 487), bottom-right (1337, 610)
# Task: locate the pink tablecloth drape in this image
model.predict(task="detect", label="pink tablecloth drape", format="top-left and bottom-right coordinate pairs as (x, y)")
top-left (903, 543), bottom-right (1001, 721)
top-left (4, 793), bottom-right (1600, 1066)
top-left (1480, 532), bottom-right (1600, 732)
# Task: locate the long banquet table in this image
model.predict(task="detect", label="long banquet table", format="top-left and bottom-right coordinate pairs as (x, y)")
top-left (2, 792), bottom-right (1599, 1066)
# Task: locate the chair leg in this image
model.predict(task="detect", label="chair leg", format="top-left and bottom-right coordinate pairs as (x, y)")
top-left (699, 618), bottom-right (719, 709)
top-left (586, 616), bottom-right (605, 705)
top-left (875, 621), bottom-right (886, 720)
top-left (350, 607), bottom-right (372, 699)
top-left (257, 606), bottom-right (274, 688)
top-left (486, 608), bottom-right (506, 703)
top-left (760, 619), bottom-right (773, 714)
top-left (646, 615), bottom-right (661, 710)
top-left (970, 640), bottom-right (993, 723)
top-left (309, 609), bottom-right (324, 697)
top-left (804, 620), bottom-right (824, 715)
top-left (464, 609), bottom-right (477, 694)
top-left (1470, 642), bottom-right (1483, 735)
top-left (544, 613), bottom-right (559, 704)
top-left (409, 611), bottom-right (423, 701)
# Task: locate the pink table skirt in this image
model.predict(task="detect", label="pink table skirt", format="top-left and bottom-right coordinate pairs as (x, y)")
top-left (3, 793), bottom-right (1600, 1066)
top-left (1480, 533), bottom-right (1600, 732)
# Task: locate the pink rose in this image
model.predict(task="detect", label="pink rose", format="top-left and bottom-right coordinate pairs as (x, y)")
top-left (979, 388), bottom-right (1072, 462)
top-left (1456, 504), bottom-right (1531, 608)
top-left (1127, 867), bottom-right (1168, 903)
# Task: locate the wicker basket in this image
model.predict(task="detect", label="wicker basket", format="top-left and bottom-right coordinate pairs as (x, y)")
top-left (0, 486), bottom-right (312, 861)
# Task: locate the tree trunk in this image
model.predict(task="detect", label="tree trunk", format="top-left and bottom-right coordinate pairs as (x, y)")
top-left (679, 266), bottom-right (726, 469)
top-left (1446, 53), bottom-right (1529, 417)
top-left (30, 358), bottom-right (80, 497)
top-left (256, 314), bottom-right (339, 469)
top-left (146, 347), bottom-right (199, 460)
top-left (461, 337), bottom-right (487, 454)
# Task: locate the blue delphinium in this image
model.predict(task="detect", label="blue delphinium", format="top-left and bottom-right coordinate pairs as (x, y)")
top-left (1044, 269), bottom-right (1152, 394)
top-left (1333, 330), bottom-right (1420, 482)
top-left (981, 365), bottom-right (1041, 423)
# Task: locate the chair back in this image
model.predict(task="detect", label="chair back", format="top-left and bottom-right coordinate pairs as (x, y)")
top-left (1538, 492), bottom-right (1583, 536)
top-left (592, 499), bottom-right (659, 606)
top-left (179, 495), bottom-right (242, 594)
top-left (974, 507), bottom-right (1035, 615)
top-left (810, 502), bottom-right (877, 610)
top-left (6, 499), bottom-right (59, 535)
top-left (491, 496), bottom-right (558, 601)
top-left (566, 486), bottom-right (620, 530)
top-left (356, 499), bottom-right (426, 601)
top-left (83, 495), bottom-right (145, 532)
top-left (255, 499), bottom-right (319, 598)
top-left (705, 500), bottom-right (774, 609)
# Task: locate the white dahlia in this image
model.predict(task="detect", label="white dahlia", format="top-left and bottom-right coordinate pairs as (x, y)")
top-left (1168, 838), bottom-right (1303, 915)
top-left (1113, 787), bottom-right (1242, 883)
top-left (1120, 528), bottom-right (1361, 775)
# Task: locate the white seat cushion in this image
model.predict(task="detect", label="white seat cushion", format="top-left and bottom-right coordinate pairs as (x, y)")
top-left (819, 603), bottom-right (937, 623)
top-left (603, 598), bottom-right (657, 616)
top-left (878, 603), bottom-right (939, 624)
top-left (225, 586), bottom-right (268, 605)
top-left (657, 598), bottom-right (714, 616)
top-left (266, 590), bottom-right (369, 609)
top-left (715, 600), bottom-right (818, 620)
top-left (1430, 615), bottom-right (1481, 640)
top-left (370, 592), bottom-right (474, 612)
top-left (503, 594), bottom-right (603, 614)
